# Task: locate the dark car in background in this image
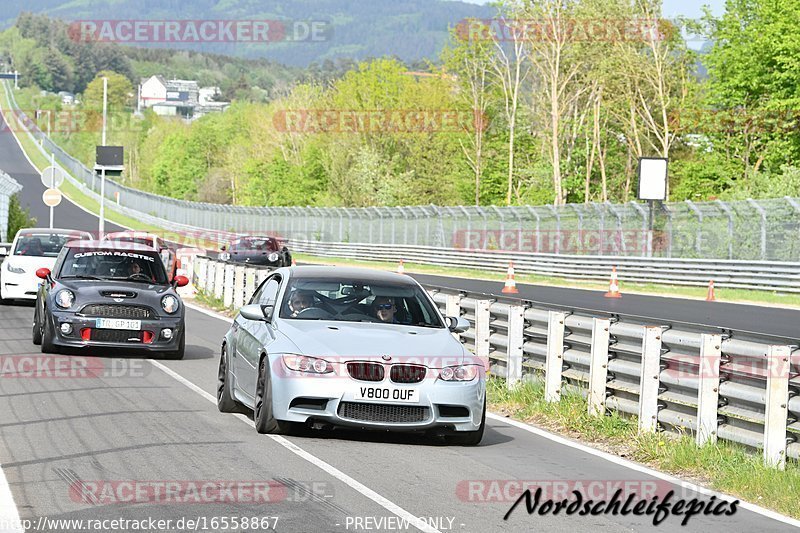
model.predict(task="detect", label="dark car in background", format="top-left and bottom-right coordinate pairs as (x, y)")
top-left (33, 240), bottom-right (189, 359)
top-left (219, 235), bottom-right (292, 267)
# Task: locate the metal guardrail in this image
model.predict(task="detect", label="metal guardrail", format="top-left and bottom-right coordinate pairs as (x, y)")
top-left (288, 240), bottom-right (800, 292)
top-left (7, 82), bottom-right (800, 262)
top-left (191, 255), bottom-right (800, 469)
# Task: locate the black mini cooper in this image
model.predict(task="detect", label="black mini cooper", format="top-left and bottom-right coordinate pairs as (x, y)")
top-left (32, 240), bottom-right (189, 359)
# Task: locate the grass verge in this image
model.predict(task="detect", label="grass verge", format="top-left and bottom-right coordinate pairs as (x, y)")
top-left (488, 377), bottom-right (800, 519)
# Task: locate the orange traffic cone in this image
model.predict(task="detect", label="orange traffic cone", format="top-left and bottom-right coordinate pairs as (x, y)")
top-left (706, 280), bottom-right (716, 301)
top-left (501, 262), bottom-right (519, 294)
top-left (397, 260), bottom-right (405, 274)
top-left (605, 266), bottom-right (622, 298)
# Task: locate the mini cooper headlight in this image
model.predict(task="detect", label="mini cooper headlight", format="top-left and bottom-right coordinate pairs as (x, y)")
top-left (282, 355), bottom-right (334, 374)
top-left (55, 289), bottom-right (75, 309)
top-left (268, 252), bottom-right (279, 262)
top-left (439, 365), bottom-right (479, 382)
top-left (161, 295), bottom-right (180, 314)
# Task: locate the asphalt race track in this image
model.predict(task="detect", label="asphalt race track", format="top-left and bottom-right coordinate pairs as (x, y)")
top-left (0, 110), bottom-right (798, 532)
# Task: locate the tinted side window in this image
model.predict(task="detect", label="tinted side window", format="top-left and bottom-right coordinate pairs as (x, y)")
top-left (260, 279), bottom-right (281, 306)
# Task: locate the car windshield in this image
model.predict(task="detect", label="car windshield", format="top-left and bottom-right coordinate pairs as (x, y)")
top-left (13, 233), bottom-right (73, 257)
top-left (280, 277), bottom-right (444, 328)
top-left (58, 248), bottom-right (168, 284)
top-left (232, 238), bottom-right (277, 251)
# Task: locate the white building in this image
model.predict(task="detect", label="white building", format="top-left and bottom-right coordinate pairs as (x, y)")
top-left (138, 76), bottom-right (227, 119)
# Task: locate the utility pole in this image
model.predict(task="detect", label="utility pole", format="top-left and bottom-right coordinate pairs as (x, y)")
top-left (99, 76), bottom-right (107, 239)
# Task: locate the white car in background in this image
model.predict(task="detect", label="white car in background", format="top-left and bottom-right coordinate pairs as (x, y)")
top-left (0, 228), bottom-right (91, 303)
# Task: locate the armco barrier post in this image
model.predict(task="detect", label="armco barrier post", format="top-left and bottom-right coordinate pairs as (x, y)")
top-left (506, 304), bottom-right (525, 389)
top-left (695, 334), bottom-right (722, 446)
top-left (203, 260), bottom-right (214, 294)
top-left (223, 264), bottom-right (235, 308)
top-left (233, 265), bottom-right (246, 309)
top-left (638, 326), bottom-right (663, 433)
top-left (245, 267), bottom-right (256, 304)
top-left (213, 261), bottom-right (224, 298)
top-left (764, 345), bottom-right (791, 469)
top-left (545, 311), bottom-right (566, 402)
top-left (475, 300), bottom-right (492, 365)
top-left (587, 318), bottom-right (611, 416)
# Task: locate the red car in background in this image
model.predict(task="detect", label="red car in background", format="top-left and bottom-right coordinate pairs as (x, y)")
top-left (103, 231), bottom-right (179, 281)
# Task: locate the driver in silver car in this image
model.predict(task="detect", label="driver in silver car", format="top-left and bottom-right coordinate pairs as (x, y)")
top-left (288, 290), bottom-right (315, 317)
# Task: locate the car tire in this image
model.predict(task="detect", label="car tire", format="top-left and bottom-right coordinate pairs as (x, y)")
top-left (217, 344), bottom-right (249, 414)
top-left (254, 355), bottom-right (294, 435)
top-left (446, 398), bottom-right (486, 446)
top-left (163, 331), bottom-right (185, 360)
top-left (40, 312), bottom-right (60, 354)
top-left (32, 306), bottom-right (42, 345)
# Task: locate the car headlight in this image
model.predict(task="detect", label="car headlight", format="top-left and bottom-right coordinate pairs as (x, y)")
top-left (282, 355), bottom-right (333, 374)
top-left (439, 365), bottom-right (479, 382)
top-left (161, 295), bottom-right (180, 314)
top-left (268, 252), bottom-right (280, 262)
top-left (55, 290), bottom-right (75, 309)
top-left (6, 263), bottom-right (24, 274)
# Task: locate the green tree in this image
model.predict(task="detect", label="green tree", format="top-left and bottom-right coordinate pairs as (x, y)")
top-left (83, 71), bottom-right (134, 111)
top-left (7, 194), bottom-right (36, 240)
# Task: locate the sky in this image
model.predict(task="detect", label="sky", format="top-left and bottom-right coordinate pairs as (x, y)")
top-left (456, 0), bottom-right (726, 19)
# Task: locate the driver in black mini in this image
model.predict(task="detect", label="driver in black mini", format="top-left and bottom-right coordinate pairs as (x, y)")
top-left (127, 259), bottom-right (153, 281)
top-left (288, 290), bottom-right (315, 317)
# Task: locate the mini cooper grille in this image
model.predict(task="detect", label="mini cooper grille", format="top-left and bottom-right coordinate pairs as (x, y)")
top-left (81, 305), bottom-right (155, 319)
top-left (390, 365), bottom-right (427, 384)
top-left (347, 362), bottom-right (384, 382)
top-left (338, 402), bottom-right (429, 424)
top-left (90, 329), bottom-right (142, 343)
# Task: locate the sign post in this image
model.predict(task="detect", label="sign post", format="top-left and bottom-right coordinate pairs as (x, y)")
top-left (94, 146), bottom-right (124, 240)
top-left (40, 156), bottom-right (65, 229)
top-left (637, 157), bottom-right (668, 257)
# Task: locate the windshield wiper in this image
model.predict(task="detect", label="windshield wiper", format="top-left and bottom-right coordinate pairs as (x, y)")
top-left (60, 275), bottom-right (104, 280)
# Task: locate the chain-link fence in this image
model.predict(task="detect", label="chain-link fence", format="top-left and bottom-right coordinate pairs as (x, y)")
top-left (8, 83), bottom-right (800, 261)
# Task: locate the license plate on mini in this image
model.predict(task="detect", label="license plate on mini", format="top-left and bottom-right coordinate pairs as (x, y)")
top-left (95, 318), bottom-right (141, 330)
top-left (355, 386), bottom-right (418, 403)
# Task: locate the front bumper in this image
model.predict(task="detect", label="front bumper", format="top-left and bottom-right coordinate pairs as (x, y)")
top-left (47, 310), bottom-right (184, 352)
top-left (268, 360), bottom-right (486, 433)
top-left (1, 271), bottom-right (39, 300)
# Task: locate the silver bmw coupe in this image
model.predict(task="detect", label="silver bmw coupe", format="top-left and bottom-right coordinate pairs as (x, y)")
top-left (217, 266), bottom-right (486, 445)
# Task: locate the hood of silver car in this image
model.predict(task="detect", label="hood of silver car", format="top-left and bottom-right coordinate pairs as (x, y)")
top-left (277, 320), bottom-right (466, 364)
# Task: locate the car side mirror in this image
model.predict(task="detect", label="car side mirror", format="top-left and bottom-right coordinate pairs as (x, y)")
top-left (446, 316), bottom-right (470, 334)
top-left (240, 303), bottom-right (275, 322)
top-left (36, 267), bottom-right (51, 280)
top-left (173, 275), bottom-right (189, 288)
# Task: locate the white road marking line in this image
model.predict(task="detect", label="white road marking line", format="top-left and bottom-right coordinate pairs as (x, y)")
top-left (184, 303), bottom-right (800, 528)
top-left (0, 460), bottom-right (23, 533)
top-left (150, 360), bottom-right (441, 533)
top-left (487, 413), bottom-right (800, 528)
